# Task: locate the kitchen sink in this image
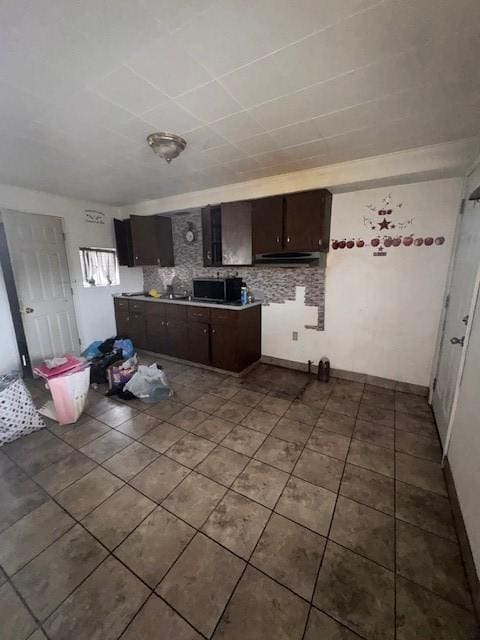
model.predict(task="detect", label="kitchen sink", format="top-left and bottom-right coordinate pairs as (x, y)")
top-left (160, 293), bottom-right (189, 300)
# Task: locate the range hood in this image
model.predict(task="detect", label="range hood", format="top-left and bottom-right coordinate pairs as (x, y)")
top-left (254, 251), bottom-right (325, 266)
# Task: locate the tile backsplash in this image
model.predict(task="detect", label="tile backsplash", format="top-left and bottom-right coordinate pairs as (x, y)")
top-left (142, 211), bottom-right (325, 330)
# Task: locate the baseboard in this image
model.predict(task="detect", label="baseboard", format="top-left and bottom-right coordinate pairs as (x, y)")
top-left (444, 458), bottom-right (480, 620)
top-left (138, 349), bottom-right (260, 378)
top-left (260, 355), bottom-right (428, 396)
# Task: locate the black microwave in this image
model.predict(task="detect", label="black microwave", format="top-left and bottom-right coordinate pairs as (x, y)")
top-left (193, 277), bottom-right (242, 302)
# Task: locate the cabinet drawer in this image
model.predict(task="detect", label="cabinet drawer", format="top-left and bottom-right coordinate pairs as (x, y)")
top-left (211, 308), bottom-right (238, 325)
top-left (166, 304), bottom-right (187, 321)
top-left (129, 300), bottom-right (145, 313)
top-left (188, 306), bottom-right (211, 322)
top-left (114, 298), bottom-right (129, 311)
top-left (146, 301), bottom-right (167, 317)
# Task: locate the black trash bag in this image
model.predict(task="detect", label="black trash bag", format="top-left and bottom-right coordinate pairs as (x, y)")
top-left (98, 338), bottom-right (117, 354)
top-left (89, 350), bottom-right (122, 384)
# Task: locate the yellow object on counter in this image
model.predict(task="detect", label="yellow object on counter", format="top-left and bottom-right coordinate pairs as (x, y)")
top-left (148, 288), bottom-right (161, 298)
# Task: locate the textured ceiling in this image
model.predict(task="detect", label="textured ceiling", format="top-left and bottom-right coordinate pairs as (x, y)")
top-left (0, 0), bottom-right (479, 205)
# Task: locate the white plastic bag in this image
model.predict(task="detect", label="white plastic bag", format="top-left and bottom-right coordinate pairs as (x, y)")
top-left (123, 364), bottom-right (172, 403)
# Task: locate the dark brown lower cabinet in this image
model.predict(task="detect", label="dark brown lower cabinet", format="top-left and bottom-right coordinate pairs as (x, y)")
top-left (167, 321), bottom-right (188, 360)
top-left (187, 322), bottom-right (211, 365)
top-left (210, 324), bottom-right (237, 371)
top-left (114, 298), bottom-right (261, 373)
top-left (115, 305), bottom-right (146, 349)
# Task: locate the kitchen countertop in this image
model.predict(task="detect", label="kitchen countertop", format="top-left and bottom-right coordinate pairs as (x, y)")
top-left (115, 294), bottom-right (262, 311)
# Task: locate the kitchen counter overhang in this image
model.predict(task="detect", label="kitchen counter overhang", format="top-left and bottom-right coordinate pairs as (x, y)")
top-left (114, 294), bottom-right (261, 311)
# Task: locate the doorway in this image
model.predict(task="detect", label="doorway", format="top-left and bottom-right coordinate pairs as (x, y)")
top-left (1, 210), bottom-right (80, 369)
top-left (431, 169), bottom-right (480, 447)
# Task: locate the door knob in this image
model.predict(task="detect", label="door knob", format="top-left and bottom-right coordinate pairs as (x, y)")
top-left (25, 307), bottom-right (34, 314)
top-left (450, 336), bottom-right (465, 346)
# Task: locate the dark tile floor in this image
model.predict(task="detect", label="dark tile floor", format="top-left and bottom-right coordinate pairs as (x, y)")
top-left (1, 355), bottom-right (479, 639)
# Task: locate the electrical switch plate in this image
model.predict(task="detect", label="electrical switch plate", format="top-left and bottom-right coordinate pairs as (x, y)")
top-left (292, 331), bottom-right (298, 341)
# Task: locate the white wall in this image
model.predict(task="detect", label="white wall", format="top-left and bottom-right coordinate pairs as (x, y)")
top-left (0, 184), bottom-right (143, 373)
top-left (262, 178), bottom-right (462, 386)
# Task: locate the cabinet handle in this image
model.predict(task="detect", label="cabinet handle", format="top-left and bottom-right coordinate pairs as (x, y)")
top-left (135, 256), bottom-right (139, 260)
top-left (207, 250), bottom-right (212, 260)
top-left (203, 328), bottom-right (207, 334)
top-left (286, 236), bottom-right (290, 243)
top-left (212, 329), bottom-right (216, 334)
top-left (318, 239), bottom-right (323, 247)
top-left (166, 321), bottom-right (169, 326)
top-left (276, 236), bottom-right (280, 243)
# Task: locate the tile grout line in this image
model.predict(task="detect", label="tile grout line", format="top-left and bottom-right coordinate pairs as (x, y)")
top-left (10, 367), bottom-right (472, 637)
top-left (300, 384), bottom-right (364, 640)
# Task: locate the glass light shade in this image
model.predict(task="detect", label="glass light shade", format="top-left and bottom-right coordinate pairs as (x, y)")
top-left (147, 132), bottom-right (187, 163)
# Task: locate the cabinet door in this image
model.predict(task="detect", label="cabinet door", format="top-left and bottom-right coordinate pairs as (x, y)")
top-left (285, 190), bottom-right (331, 251)
top-left (114, 219), bottom-right (134, 266)
top-left (130, 215), bottom-right (159, 266)
top-left (116, 310), bottom-right (130, 335)
top-left (187, 322), bottom-right (210, 365)
top-left (211, 324), bottom-right (238, 371)
top-left (146, 314), bottom-right (168, 354)
top-left (221, 201), bottom-right (252, 265)
top-left (129, 311), bottom-right (146, 349)
top-left (167, 321), bottom-right (188, 359)
top-left (252, 196), bottom-right (283, 254)
top-left (130, 215), bottom-right (174, 266)
top-left (202, 206), bottom-right (222, 267)
top-left (156, 216), bottom-right (174, 267)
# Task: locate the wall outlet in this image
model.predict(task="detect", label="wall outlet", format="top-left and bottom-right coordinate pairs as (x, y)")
top-left (292, 331), bottom-right (298, 341)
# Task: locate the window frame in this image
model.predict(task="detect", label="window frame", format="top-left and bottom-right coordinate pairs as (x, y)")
top-left (79, 246), bottom-right (120, 288)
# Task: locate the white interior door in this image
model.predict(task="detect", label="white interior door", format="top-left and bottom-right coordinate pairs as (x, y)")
top-left (432, 193), bottom-right (480, 446)
top-left (2, 210), bottom-right (80, 366)
top-left (446, 277), bottom-right (480, 575)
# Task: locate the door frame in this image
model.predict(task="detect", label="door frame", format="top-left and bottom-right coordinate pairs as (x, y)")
top-left (0, 219), bottom-right (32, 377)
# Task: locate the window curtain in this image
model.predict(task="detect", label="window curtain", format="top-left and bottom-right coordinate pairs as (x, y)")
top-left (80, 248), bottom-right (118, 286)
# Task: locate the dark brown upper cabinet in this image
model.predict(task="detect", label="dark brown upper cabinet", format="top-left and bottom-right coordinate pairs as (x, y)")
top-left (252, 196), bottom-right (283, 254)
top-left (115, 215), bottom-right (174, 267)
top-left (201, 205), bottom-right (222, 267)
top-left (202, 202), bottom-right (252, 267)
top-left (284, 189), bottom-right (332, 252)
top-left (221, 201), bottom-right (252, 266)
top-left (114, 219), bottom-right (134, 266)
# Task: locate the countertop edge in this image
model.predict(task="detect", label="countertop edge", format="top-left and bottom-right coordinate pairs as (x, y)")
top-left (114, 294), bottom-right (262, 310)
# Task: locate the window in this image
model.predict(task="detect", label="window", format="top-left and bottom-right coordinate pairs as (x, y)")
top-left (79, 247), bottom-right (119, 287)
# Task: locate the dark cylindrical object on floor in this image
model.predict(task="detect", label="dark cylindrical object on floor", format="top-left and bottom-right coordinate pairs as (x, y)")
top-left (317, 356), bottom-right (330, 382)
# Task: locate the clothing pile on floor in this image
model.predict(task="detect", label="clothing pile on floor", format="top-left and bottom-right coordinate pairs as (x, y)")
top-left (82, 337), bottom-right (171, 403)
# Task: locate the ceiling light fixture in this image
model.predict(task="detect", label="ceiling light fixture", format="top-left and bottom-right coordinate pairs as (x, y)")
top-left (147, 132), bottom-right (187, 163)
